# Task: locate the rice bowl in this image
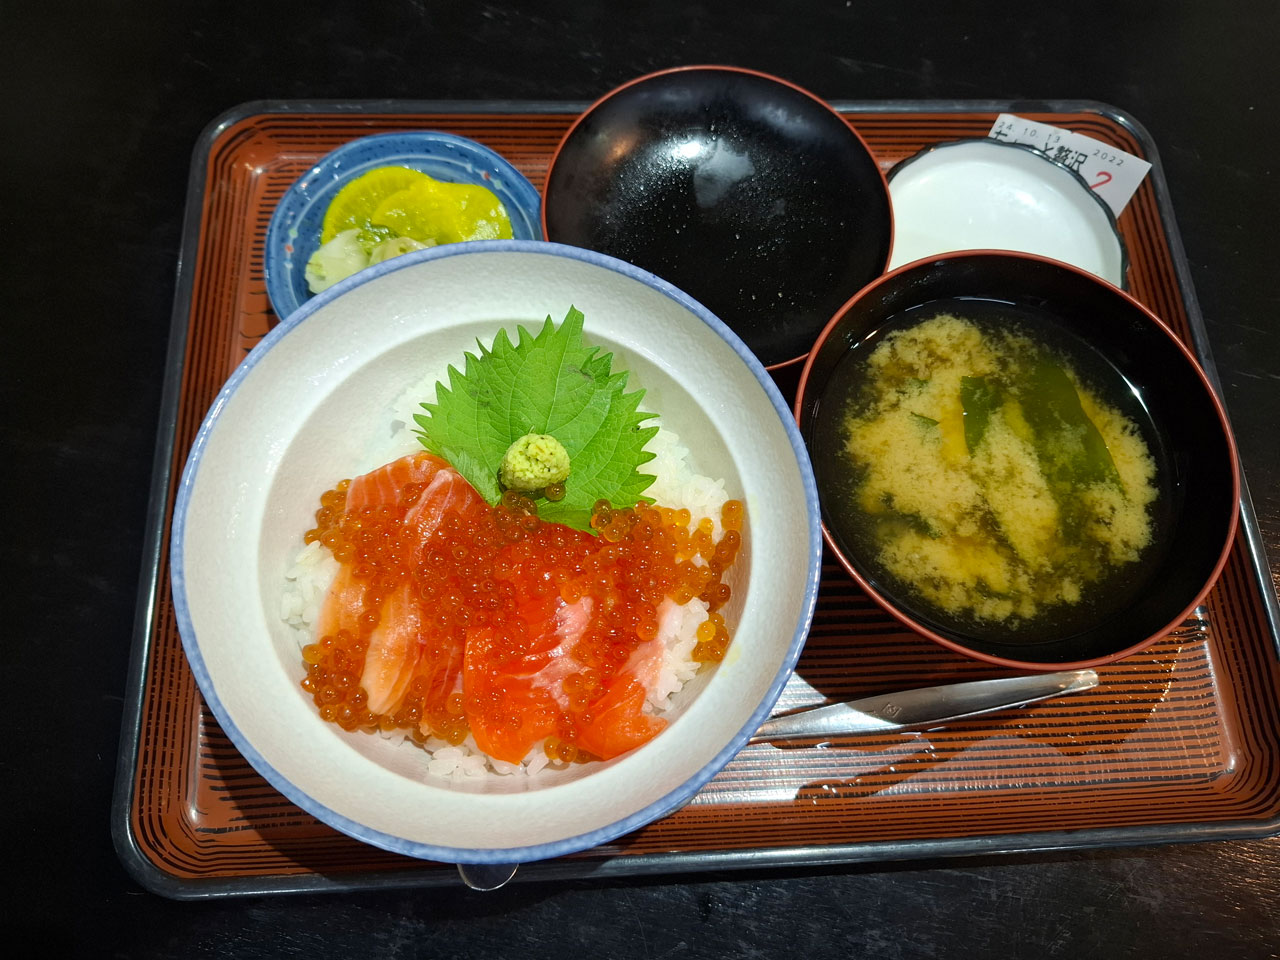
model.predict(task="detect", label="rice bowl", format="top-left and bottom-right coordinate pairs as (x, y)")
top-left (172, 241), bottom-right (821, 863)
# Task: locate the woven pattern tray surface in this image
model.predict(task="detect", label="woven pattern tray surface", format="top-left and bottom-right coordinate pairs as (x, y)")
top-left (114, 103), bottom-right (1280, 897)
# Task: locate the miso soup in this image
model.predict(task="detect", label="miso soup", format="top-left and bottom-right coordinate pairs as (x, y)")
top-left (813, 300), bottom-right (1172, 645)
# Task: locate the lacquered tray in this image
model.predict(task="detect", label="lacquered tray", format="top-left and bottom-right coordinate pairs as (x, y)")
top-left (112, 99), bottom-right (1280, 899)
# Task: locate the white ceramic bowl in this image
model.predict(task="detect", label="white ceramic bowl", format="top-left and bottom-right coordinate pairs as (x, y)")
top-left (172, 240), bottom-right (822, 864)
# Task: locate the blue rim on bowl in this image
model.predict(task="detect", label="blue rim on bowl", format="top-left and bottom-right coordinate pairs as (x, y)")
top-left (171, 239), bottom-right (824, 865)
top-left (263, 132), bottom-right (543, 322)
top-left (887, 137), bottom-right (1129, 289)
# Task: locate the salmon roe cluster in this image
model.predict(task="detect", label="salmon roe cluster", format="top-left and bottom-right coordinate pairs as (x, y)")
top-left (299, 479), bottom-right (744, 763)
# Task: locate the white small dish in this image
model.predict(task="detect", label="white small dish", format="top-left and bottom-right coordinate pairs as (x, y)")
top-left (886, 138), bottom-right (1127, 288)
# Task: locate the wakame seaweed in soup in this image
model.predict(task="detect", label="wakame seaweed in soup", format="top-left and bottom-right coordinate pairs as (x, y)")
top-left (813, 299), bottom-right (1174, 646)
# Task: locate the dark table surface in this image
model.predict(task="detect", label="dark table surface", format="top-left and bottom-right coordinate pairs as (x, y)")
top-left (6, 0), bottom-right (1280, 956)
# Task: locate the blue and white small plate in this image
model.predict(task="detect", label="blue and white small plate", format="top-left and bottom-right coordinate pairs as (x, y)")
top-left (264, 132), bottom-right (543, 320)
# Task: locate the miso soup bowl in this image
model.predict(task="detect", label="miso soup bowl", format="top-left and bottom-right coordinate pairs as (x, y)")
top-left (795, 251), bottom-right (1240, 670)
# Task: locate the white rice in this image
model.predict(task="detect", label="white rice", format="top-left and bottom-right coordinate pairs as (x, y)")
top-left (642, 428), bottom-right (730, 539)
top-left (280, 422), bottom-right (732, 783)
top-left (280, 539), bottom-right (340, 631)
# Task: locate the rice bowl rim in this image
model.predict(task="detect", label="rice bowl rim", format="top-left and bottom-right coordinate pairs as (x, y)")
top-left (170, 239), bottom-right (823, 864)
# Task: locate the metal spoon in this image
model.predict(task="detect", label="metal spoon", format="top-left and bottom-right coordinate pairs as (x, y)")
top-left (454, 670), bottom-right (1096, 888)
top-left (456, 862), bottom-right (519, 891)
top-left (751, 668), bottom-right (1098, 742)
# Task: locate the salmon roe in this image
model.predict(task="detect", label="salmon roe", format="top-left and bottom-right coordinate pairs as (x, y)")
top-left (301, 478), bottom-right (745, 761)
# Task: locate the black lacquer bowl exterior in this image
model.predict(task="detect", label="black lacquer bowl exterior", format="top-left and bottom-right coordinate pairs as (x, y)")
top-left (544, 66), bottom-right (892, 369)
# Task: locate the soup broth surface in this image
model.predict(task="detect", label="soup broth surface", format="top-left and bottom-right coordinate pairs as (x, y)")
top-left (814, 299), bottom-right (1171, 645)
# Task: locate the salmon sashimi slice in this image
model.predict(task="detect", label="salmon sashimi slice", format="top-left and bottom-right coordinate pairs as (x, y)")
top-left (360, 582), bottom-right (423, 715)
top-left (359, 580), bottom-right (471, 720)
top-left (504, 594), bottom-right (594, 709)
top-left (338, 453), bottom-right (487, 716)
top-left (463, 596), bottom-right (595, 763)
top-left (464, 587), bottom-right (669, 763)
top-left (314, 563), bottom-right (368, 641)
top-left (343, 451), bottom-right (452, 511)
top-left (463, 628), bottom-right (564, 764)
top-left (410, 624), bottom-right (468, 739)
top-left (404, 466), bottom-right (487, 545)
top-left (531, 599), bottom-right (596, 707)
top-left (620, 634), bottom-right (666, 698)
top-left (574, 676), bottom-right (668, 761)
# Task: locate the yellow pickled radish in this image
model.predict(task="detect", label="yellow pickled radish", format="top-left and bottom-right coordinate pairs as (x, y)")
top-left (371, 176), bottom-right (512, 245)
top-left (320, 166), bottom-right (431, 243)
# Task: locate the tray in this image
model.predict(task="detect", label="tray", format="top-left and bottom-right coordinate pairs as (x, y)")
top-left (112, 99), bottom-right (1280, 899)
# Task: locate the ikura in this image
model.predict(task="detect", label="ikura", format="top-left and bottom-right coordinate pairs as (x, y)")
top-left (299, 452), bottom-right (745, 764)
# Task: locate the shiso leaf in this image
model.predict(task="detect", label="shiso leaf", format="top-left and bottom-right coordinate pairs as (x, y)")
top-left (413, 307), bottom-right (657, 532)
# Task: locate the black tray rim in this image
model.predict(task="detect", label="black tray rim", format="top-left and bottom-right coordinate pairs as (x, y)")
top-left (110, 96), bottom-right (1280, 901)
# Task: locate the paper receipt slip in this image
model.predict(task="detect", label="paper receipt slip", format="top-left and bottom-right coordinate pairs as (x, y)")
top-left (988, 113), bottom-right (1152, 217)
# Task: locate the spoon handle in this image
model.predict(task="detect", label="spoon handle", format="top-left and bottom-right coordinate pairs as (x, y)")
top-left (751, 669), bottom-right (1098, 742)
